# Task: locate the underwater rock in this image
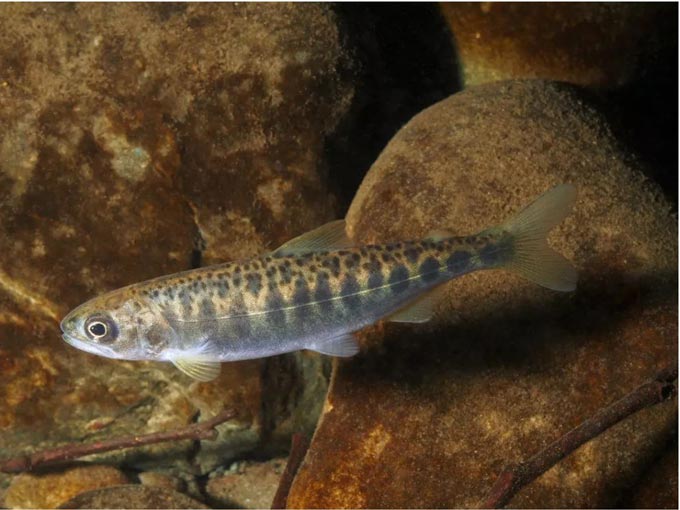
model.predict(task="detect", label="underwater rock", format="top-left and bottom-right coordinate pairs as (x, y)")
top-left (625, 440), bottom-right (678, 509)
top-left (4, 464), bottom-right (128, 509)
top-left (58, 484), bottom-right (209, 509)
top-left (206, 458), bottom-right (287, 509)
top-left (286, 80), bottom-right (677, 508)
top-left (137, 471), bottom-right (186, 493)
top-left (440, 3), bottom-right (675, 89)
top-left (0, 3), bottom-right (351, 474)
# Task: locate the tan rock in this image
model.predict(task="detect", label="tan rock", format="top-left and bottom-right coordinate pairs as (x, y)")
top-left (206, 458), bottom-right (287, 509)
top-left (59, 484), bottom-right (209, 509)
top-left (5, 465), bottom-right (128, 509)
top-left (287, 80), bottom-right (677, 508)
top-left (137, 471), bottom-right (185, 493)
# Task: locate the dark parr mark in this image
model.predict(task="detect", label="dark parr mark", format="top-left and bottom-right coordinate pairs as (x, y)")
top-left (293, 278), bottom-right (310, 306)
top-left (367, 271), bottom-right (384, 289)
top-left (314, 273), bottom-right (334, 311)
top-left (179, 289), bottom-right (193, 317)
top-left (200, 298), bottom-right (216, 318)
top-left (266, 292), bottom-right (287, 329)
top-left (419, 257), bottom-right (440, 282)
top-left (404, 246), bottom-right (421, 263)
top-left (388, 265), bottom-right (410, 293)
top-left (229, 297), bottom-right (251, 338)
top-left (341, 274), bottom-right (361, 310)
top-left (246, 273), bottom-right (263, 296)
top-left (447, 251), bottom-right (472, 273)
top-left (478, 241), bottom-right (500, 267)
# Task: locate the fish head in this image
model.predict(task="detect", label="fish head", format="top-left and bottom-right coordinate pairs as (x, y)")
top-left (60, 287), bottom-right (177, 361)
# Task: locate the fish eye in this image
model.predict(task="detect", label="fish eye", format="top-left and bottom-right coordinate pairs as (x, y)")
top-left (88, 322), bottom-right (107, 337)
top-left (84, 315), bottom-right (118, 343)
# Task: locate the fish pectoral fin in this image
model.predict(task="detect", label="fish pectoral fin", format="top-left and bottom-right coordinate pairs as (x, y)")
top-left (272, 220), bottom-right (353, 256)
top-left (387, 284), bottom-right (448, 323)
top-left (171, 357), bottom-right (222, 382)
top-left (308, 334), bottom-right (359, 357)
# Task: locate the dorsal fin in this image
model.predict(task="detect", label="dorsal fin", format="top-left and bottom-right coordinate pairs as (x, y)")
top-left (272, 220), bottom-right (353, 256)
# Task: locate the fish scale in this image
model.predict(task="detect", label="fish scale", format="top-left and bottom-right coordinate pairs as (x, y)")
top-left (61, 185), bottom-right (578, 381)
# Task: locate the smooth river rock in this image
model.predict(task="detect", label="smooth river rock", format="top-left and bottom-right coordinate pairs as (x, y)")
top-left (286, 80), bottom-right (677, 508)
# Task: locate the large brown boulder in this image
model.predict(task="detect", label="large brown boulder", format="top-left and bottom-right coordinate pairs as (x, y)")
top-left (287, 80), bottom-right (677, 508)
top-left (0, 2), bottom-right (352, 485)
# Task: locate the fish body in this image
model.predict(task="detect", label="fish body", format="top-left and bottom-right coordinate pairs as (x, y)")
top-left (61, 184), bottom-right (578, 381)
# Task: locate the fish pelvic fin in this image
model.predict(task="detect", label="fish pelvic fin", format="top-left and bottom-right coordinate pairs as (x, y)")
top-left (172, 357), bottom-right (221, 382)
top-left (499, 184), bottom-right (578, 292)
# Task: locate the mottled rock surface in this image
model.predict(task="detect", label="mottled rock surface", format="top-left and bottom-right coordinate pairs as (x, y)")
top-left (137, 471), bottom-right (186, 493)
top-left (287, 80), bottom-right (677, 508)
top-left (4, 465), bottom-right (128, 509)
top-left (625, 438), bottom-right (678, 509)
top-left (206, 458), bottom-right (287, 509)
top-left (0, 2), bottom-right (351, 478)
top-left (59, 484), bottom-right (209, 509)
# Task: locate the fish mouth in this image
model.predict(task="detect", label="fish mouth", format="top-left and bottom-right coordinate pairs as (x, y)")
top-left (61, 332), bottom-right (118, 359)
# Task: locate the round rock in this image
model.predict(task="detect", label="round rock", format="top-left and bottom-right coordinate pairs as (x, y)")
top-left (5, 465), bottom-right (128, 509)
top-left (59, 485), bottom-right (208, 509)
top-left (287, 80), bottom-right (677, 508)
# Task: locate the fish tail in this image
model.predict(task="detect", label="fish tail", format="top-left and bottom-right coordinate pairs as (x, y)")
top-left (500, 184), bottom-right (578, 291)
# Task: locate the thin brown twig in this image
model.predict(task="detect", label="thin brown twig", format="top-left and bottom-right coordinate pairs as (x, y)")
top-left (0, 408), bottom-right (236, 473)
top-left (479, 366), bottom-right (678, 509)
top-left (271, 432), bottom-right (311, 509)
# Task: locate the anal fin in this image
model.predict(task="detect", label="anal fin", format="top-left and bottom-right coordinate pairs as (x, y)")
top-left (308, 334), bottom-right (359, 357)
top-left (172, 358), bottom-right (222, 382)
top-left (387, 284), bottom-right (448, 323)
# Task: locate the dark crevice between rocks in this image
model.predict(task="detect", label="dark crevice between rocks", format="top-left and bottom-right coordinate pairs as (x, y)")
top-left (324, 4), bottom-right (462, 213)
top-left (588, 5), bottom-right (678, 207)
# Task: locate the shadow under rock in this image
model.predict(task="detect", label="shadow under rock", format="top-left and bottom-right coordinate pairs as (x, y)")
top-left (349, 267), bottom-right (677, 385)
top-left (325, 4), bottom-right (461, 212)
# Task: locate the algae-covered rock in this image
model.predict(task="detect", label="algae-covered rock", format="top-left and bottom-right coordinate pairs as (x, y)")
top-left (287, 80), bottom-right (677, 508)
top-left (5, 465), bottom-right (128, 509)
top-left (0, 3), bottom-right (352, 474)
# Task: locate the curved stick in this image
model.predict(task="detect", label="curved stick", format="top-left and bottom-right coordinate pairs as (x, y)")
top-left (0, 408), bottom-right (236, 473)
top-left (479, 366), bottom-right (677, 509)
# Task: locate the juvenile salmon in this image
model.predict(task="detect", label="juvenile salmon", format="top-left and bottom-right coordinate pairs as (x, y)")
top-left (61, 184), bottom-right (577, 381)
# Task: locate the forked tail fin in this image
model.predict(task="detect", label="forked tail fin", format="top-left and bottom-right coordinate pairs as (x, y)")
top-left (502, 184), bottom-right (578, 291)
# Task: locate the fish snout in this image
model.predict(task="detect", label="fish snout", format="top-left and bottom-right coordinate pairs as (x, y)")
top-left (60, 311), bottom-right (81, 337)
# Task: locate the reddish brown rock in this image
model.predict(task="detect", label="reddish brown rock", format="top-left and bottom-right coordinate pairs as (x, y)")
top-left (59, 484), bottom-right (209, 509)
top-left (4, 465), bottom-right (128, 509)
top-left (625, 441), bottom-right (678, 509)
top-left (206, 458), bottom-right (287, 509)
top-left (137, 471), bottom-right (186, 493)
top-left (440, 3), bottom-right (674, 89)
top-left (0, 3), bottom-right (351, 475)
top-left (287, 80), bottom-right (677, 508)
